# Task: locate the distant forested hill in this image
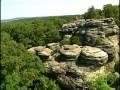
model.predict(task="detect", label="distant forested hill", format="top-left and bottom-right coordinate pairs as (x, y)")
top-left (1, 15), bottom-right (82, 48)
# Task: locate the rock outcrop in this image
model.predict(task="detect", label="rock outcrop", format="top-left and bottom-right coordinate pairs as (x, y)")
top-left (28, 45), bottom-right (109, 90)
top-left (28, 18), bottom-right (119, 90)
top-left (60, 18), bottom-right (119, 68)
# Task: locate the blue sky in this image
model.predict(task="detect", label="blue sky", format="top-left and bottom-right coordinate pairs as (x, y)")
top-left (1, 0), bottom-right (119, 20)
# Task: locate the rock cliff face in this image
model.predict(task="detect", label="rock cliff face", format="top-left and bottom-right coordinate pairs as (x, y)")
top-left (28, 44), bottom-right (108, 90)
top-left (60, 18), bottom-right (119, 68)
top-left (28, 18), bottom-right (119, 90)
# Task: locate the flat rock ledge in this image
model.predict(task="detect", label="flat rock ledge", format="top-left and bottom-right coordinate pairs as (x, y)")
top-left (59, 44), bottom-right (81, 61)
top-left (79, 46), bottom-right (108, 66)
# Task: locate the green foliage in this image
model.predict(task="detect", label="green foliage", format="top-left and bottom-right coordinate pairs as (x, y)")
top-left (103, 4), bottom-right (119, 26)
top-left (1, 15), bottom-right (77, 48)
top-left (1, 15), bottom-right (78, 90)
top-left (70, 36), bottom-right (81, 45)
top-left (84, 6), bottom-right (103, 19)
top-left (60, 39), bottom-right (71, 45)
top-left (33, 76), bottom-right (60, 90)
top-left (83, 4), bottom-right (119, 26)
top-left (95, 36), bottom-right (103, 45)
top-left (1, 31), bottom-right (60, 90)
top-left (88, 76), bottom-right (111, 90)
top-left (88, 72), bottom-right (117, 90)
top-left (84, 6), bottom-right (96, 19)
top-left (106, 72), bottom-right (117, 86)
top-left (103, 4), bottom-right (114, 18)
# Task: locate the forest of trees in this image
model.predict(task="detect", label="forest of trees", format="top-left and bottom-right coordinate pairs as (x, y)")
top-left (1, 4), bottom-right (119, 90)
top-left (83, 4), bottom-right (119, 26)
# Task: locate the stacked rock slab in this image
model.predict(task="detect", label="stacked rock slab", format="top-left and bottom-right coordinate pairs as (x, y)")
top-left (60, 18), bottom-right (119, 67)
top-left (79, 46), bottom-right (108, 66)
top-left (28, 44), bottom-right (109, 90)
top-left (47, 43), bottom-right (60, 52)
top-left (59, 44), bottom-right (81, 61)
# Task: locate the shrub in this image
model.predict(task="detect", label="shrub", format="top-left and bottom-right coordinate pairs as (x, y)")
top-left (88, 76), bottom-right (111, 90)
top-left (60, 39), bottom-right (71, 45)
top-left (70, 36), bottom-right (81, 45)
top-left (106, 72), bottom-right (117, 86)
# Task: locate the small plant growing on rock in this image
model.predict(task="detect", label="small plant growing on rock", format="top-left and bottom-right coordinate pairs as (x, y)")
top-left (95, 36), bottom-right (103, 45)
top-left (88, 72), bottom-right (118, 90)
top-left (88, 76), bottom-right (111, 90)
top-left (106, 72), bottom-right (117, 87)
top-left (60, 39), bottom-right (71, 45)
top-left (70, 36), bottom-right (81, 45)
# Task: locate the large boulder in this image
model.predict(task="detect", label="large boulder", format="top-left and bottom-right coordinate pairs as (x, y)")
top-left (45, 60), bottom-right (66, 74)
top-left (79, 46), bottom-right (108, 66)
top-left (59, 44), bottom-right (81, 61)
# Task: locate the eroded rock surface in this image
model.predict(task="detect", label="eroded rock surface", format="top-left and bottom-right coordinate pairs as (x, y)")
top-left (28, 45), bottom-right (109, 90)
top-left (47, 43), bottom-right (60, 52)
top-left (59, 44), bottom-right (81, 61)
top-left (60, 18), bottom-right (119, 67)
top-left (28, 46), bottom-right (53, 60)
top-left (79, 46), bottom-right (108, 66)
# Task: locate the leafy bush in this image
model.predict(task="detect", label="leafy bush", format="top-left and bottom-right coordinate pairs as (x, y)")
top-left (88, 72), bottom-right (118, 90)
top-left (106, 72), bottom-right (117, 86)
top-left (88, 76), bottom-right (111, 90)
top-left (60, 39), bottom-right (71, 45)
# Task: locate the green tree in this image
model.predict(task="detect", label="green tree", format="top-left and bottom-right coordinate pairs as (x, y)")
top-left (84, 6), bottom-right (97, 19)
top-left (103, 4), bottom-right (114, 18)
top-left (1, 31), bottom-right (60, 90)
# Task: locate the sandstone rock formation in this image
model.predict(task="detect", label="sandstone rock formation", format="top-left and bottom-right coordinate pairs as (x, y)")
top-left (28, 45), bottom-right (109, 90)
top-left (60, 18), bottom-right (119, 68)
top-left (59, 44), bottom-right (81, 61)
top-left (28, 46), bottom-right (53, 60)
top-left (28, 18), bottom-right (119, 90)
top-left (47, 43), bottom-right (60, 52)
top-left (79, 46), bottom-right (108, 66)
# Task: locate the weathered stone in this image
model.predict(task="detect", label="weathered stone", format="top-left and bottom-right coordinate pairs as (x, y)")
top-left (44, 60), bottom-right (66, 74)
top-left (28, 47), bottom-right (36, 54)
top-left (64, 35), bottom-right (72, 40)
top-left (28, 18), bottom-right (119, 90)
top-left (49, 60), bottom-right (107, 90)
top-left (79, 46), bottom-right (108, 66)
top-left (47, 43), bottom-right (60, 52)
top-left (37, 47), bottom-right (53, 60)
top-left (34, 46), bottom-right (45, 52)
top-left (59, 44), bottom-right (81, 61)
